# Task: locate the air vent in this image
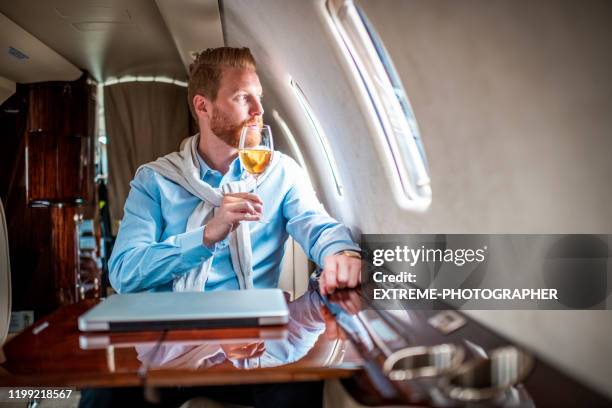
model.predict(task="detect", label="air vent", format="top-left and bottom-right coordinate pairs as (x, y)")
top-left (8, 46), bottom-right (29, 60)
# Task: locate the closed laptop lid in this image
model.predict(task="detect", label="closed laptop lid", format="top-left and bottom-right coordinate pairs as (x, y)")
top-left (78, 288), bottom-right (289, 332)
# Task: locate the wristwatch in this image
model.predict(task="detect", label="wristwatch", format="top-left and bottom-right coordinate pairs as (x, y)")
top-left (336, 250), bottom-right (362, 260)
top-left (310, 250), bottom-right (362, 289)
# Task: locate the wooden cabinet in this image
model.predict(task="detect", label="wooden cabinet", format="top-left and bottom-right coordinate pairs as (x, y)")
top-left (50, 206), bottom-right (79, 305)
top-left (1, 74), bottom-right (99, 315)
top-left (25, 75), bottom-right (95, 206)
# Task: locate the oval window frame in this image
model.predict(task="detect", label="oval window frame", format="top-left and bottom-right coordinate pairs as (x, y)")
top-left (322, 0), bottom-right (432, 210)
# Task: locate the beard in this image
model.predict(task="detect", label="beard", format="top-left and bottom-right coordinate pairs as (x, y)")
top-left (210, 108), bottom-right (262, 148)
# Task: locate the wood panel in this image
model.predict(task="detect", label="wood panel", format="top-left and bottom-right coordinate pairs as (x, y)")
top-left (25, 131), bottom-right (57, 206)
top-left (25, 75), bottom-right (95, 206)
top-left (56, 134), bottom-right (89, 203)
top-left (0, 89), bottom-right (27, 204)
top-left (26, 84), bottom-right (61, 133)
top-left (1, 74), bottom-right (98, 316)
top-left (3, 288), bottom-right (610, 407)
top-left (50, 206), bottom-right (79, 305)
top-left (0, 298), bottom-right (360, 388)
top-left (1, 89), bottom-right (55, 317)
top-left (3, 177), bottom-right (56, 317)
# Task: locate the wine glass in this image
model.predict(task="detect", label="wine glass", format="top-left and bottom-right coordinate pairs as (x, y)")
top-left (239, 124), bottom-right (273, 222)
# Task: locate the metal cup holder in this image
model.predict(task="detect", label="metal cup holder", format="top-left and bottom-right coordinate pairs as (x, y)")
top-left (441, 346), bottom-right (534, 401)
top-left (383, 343), bottom-right (465, 381)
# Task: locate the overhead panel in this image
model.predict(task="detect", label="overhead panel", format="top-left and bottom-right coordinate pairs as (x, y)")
top-left (155, 0), bottom-right (225, 74)
top-left (0, 0), bottom-right (185, 82)
top-left (0, 12), bottom-right (81, 83)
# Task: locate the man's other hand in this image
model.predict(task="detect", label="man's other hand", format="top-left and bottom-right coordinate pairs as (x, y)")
top-left (204, 193), bottom-right (263, 247)
top-left (320, 252), bottom-right (361, 295)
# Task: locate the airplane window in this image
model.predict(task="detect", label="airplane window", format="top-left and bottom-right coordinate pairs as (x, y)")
top-left (271, 110), bottom-right (314, 188)
top-left (290, 79), bottom-right (344, 197)
top-left (325, 0), bottom-right (431, 209)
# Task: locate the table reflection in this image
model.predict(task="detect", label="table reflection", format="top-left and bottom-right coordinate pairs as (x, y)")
top-left (134, 290), bottom-right (356, 370)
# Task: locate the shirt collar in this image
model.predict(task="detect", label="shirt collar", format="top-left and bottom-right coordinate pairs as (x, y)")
top-left (195, 150), bottom-right (215, 180)
top-left (195, 150), bottom-right (244, 181)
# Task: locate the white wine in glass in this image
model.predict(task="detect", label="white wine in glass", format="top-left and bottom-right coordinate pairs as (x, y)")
top-left (239, 149), bottom-right (272, 175)
top-left (239, 124), bottom-right (273, 222)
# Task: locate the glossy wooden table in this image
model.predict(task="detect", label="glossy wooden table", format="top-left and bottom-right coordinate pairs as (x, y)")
top-left (0, 290), bottom-right (361, 389)
top-left (2, 286), bottom-right (611, 407)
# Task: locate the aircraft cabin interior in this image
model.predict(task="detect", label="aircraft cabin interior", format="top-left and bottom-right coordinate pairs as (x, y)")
top-left (0, 0), bottom-right (611, 407)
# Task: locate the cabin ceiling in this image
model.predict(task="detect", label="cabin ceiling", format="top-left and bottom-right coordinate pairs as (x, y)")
top-left (0, 0), bottom-right (224, 83)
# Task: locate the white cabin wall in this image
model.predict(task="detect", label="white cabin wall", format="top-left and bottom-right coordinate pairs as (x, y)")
top-left (222, 0), bottom-right (612, 397)
top-left (357, 0), bottom-right (612, 398)
top-left (222, 0), bottom-right (377, 234)
top-left (356, 0), bottom-right (612, 234)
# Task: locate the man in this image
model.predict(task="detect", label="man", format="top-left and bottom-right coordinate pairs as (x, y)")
top-left (109, 47), bottom-right (361, 297)
top-left (93, 47), bottom-right (361, 407)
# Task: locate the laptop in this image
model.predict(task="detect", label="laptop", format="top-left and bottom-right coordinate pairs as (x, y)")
top-left (79, 327), bottom-right (288, 349)
top-left (78, 288), bottom-right (289, 332)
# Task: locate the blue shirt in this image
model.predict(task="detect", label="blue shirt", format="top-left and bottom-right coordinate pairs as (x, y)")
top-left (109, 151), bottom-right (360, 293)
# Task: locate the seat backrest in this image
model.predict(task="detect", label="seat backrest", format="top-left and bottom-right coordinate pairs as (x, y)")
top-left (0, 200), bottom-right (11, 346)
top-left (279, 237), bottom-right (310, 300)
